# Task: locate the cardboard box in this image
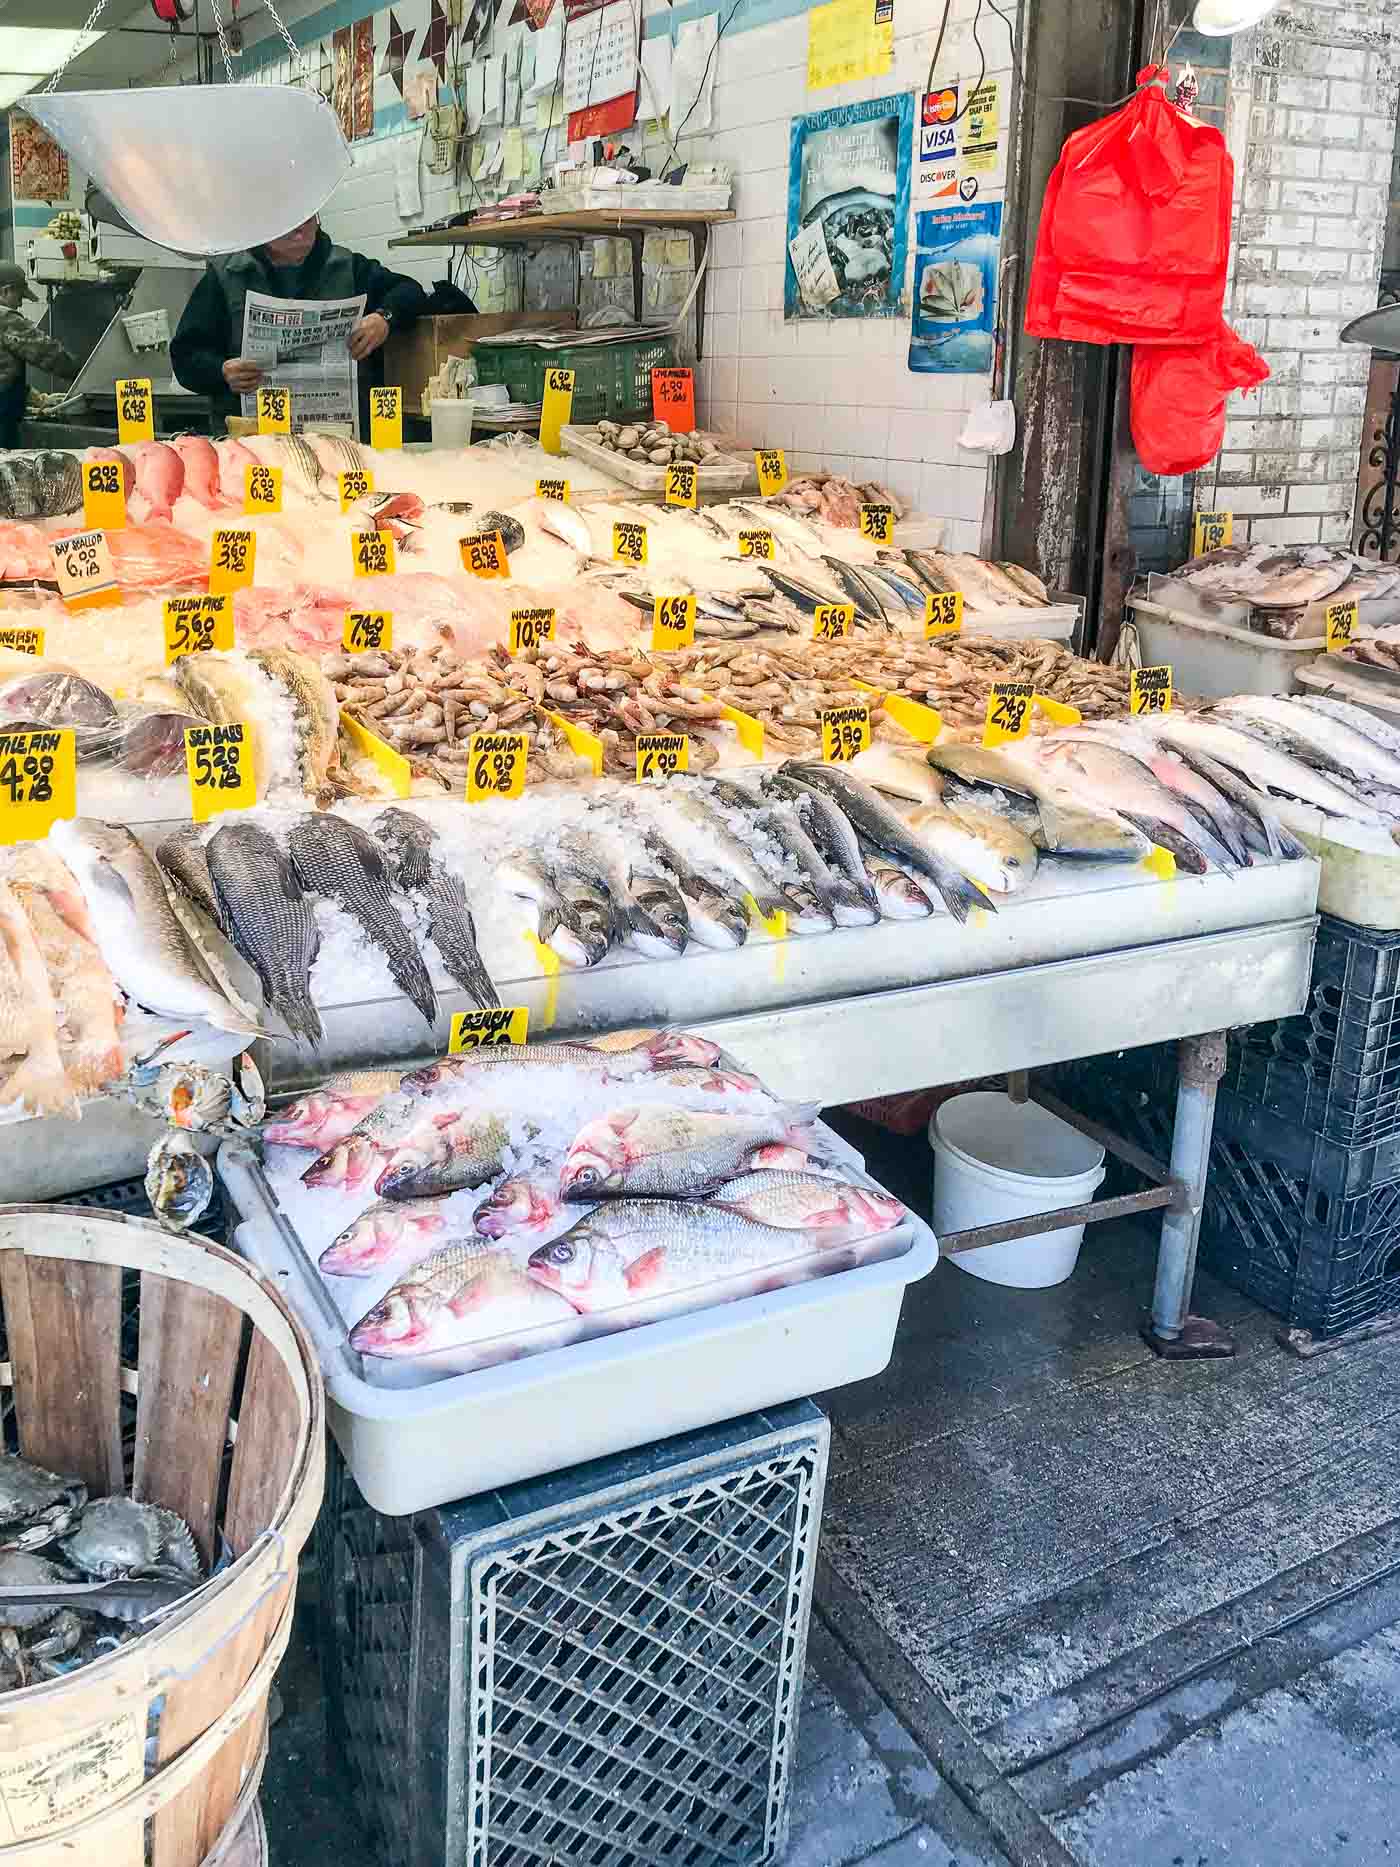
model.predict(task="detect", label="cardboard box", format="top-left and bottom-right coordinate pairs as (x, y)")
top-left (385, 311), bottom-right (578, 412)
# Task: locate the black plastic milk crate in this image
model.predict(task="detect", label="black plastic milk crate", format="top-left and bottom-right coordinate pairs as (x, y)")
top-left (318, 1401), bottom-right (830, 1867)
top-left (1224, 913), bottom-right (1400, 1150)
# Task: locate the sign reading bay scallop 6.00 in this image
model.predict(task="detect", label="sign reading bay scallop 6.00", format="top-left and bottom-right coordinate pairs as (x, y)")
top-left (1193, 509), bottom-right (1232, 556)
top-left (461, 530), bottom-right (510, 579)
top-left (369, 386), bottom-right (403, 450)
top-left (256, 385), bottom-right (291, 434)
top-left (738, 529), bottom-right (774, 561)
top-left (164, 594), bottom-right (232, 665)
top-left (353, 529), bottom-right (396, 577)
top-left (0, 727), bottom-right (75, 846)
top-left (185, 723), bottom-right (255, 823)
top-left (209, 528), bottom-right (255, 595)
top-left (925, 590), bottom-right (962, 639)
top-left (1130, 664), bottom-right (1172, 715)
top-left (652, 594), bottom-right (696, 651)
top-left (467, 729), bottom-right (528, 801)
top-left (244, 464), bottom-right (281, 513)
top-left (813, 602), bottom-right (853, 642)
top-left (115, 377), bottom-right (153, 444)
top-left (820, 703), bottom-right (870, 762)
top-left (1326, 599), bottom-right (1358, 654)
top-left (636, 733), bottom-right (689, 781)
top-left (540, 368), bottom-right (574, 456)
top-left (338, 469), bottom-right (372, 512)
top-left (509, 607), bottom-right (556, 654)
top-left (449, 1007), bottom-right (529, 1051)
top-left (81, 460), bottom-right (126, 531)
top-left (983, 680), bottom-right (1033, 746)
top-left (344, 610), bottom-right (392, 652)
top-left (49, 531), bottom-right (117, 608)
top-left (613, 521), bottom-right (647, 566)
top-left (755, 448), bottom-right (788, 496)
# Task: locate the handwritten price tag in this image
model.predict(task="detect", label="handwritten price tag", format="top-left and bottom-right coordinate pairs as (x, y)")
top-left (755, 448), bottom-right (788, 496)
top-left (820, 704), bottom-right (870, 763)
top-left (652, 593), bottom-right (696, 650)
top-left (185, 722), bottom-right (255, 823)
top-left (0, 628), bottom-right (43, 657)
top-left (540, 367), bottom-right (574, 455)
top-left (209, 529), bottom-right (255, 595)
top-left (164, 594), bottom-right (232, 665)
top-left (256, 385), bottom-right (291, 434)
top-left (925, 590), bottom-right (963, 639)
top-left (813, 603), bottom-right (853, 643)
top-left (49, 531), bottom-right (117, 609)
top-left (337, 469), bottom-right (372, 512)
top-left (353, 529), bottom-right (396, 578)
top-left (461, 530), bottom-right (509, 579)
top-left (509, 606), bottom-right (556, 654)
top-left (344, 609), bottom-right (392, 652)
top-left (466, 729), bottom-right (528, 801)
top-left (1326, 599), bottom-right (1358, 653)
top-left (244, 464), bottom-right (281, 513)
top-left (1193, 509), bottom-right (1232, 556)
top-left (738, 529), bottom-right (773, 560)
top-left (81, 460), bottom-right (126, 531)
top-left (1130, 665), bottom-right (1173, 715)
top-left (535, 477), bottom-right (570, 503)
top-left (859, 503), bottom-right (894, 544)
top-left (652, 366), bottom-right (695, 434)
top-left (369, 386), bottom-right (403, 450)
top-left (613, 521), bottom-right (647, 566)
top-left (983, 680), bottom-right (1034, 747)
top-left (449, 1006), bottom-right (529, 1051)
top-left (0, 727), bottom-right (75, 846)
top-left (636, 733), bottom-right (689, 781)
top-left (115, 377), bottom-right (153, 444)
top-left (665, 461), bottom-right (697, 509)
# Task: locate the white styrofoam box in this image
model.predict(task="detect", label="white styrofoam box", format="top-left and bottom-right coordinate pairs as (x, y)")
top-left (1125, 596), bottom-right (1326, 697)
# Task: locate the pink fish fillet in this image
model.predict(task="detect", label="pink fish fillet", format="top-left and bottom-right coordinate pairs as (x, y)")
top-left (213, 437), bottom-right (261, 506)
top-left (0, 522), bottom-right (59, 582)
top-left (119, 442), bottom-right (185, 520)
top-left (170, 435), bottom-right (229, 510)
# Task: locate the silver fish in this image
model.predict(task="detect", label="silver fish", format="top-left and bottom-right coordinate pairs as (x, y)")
top-left (375, 809), bottom-right (498, 1007)
top-left (690, 776), bottom-right (838, 930)
top-left (206, 822), bottom-right (323, 1044)
top-left (1215, 695), bottom-right (1400, 787)
top-left (154, 823), bottom-right (224, 928)
top-left (289, 814), bottom-right (437, 1030)
top-left (712, 1167), bottom-right (905, 1233)
top-left (871, 865), bottom-right (935, 917)
top-left (559, 1102), bottom-right (816, 1200)
top-left (762, 772), bottom-right (879, 919)
top-left (349, 1242), bottom-right (578, 1359)
top-left (318, 1197), bottom-right (454, 1276)
top-left (633, 821), bottom-right (749, 949)
top-left (661, 785), bottom-right (796, 922)
top-left (500, 851), bottom-right (609, 968)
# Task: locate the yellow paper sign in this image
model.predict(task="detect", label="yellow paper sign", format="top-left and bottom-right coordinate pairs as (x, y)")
top-left (164, 594), bottom-right (233, 665)
top-left (353, 529), bottom-right (396, 578)
top-left (81, 460), bottom-right (127, 531)
top-left (49, 531), bottom-right (117, 609)
top-left (636, 732), bottom-right (689, 781)
top-left (665, 461), bottom-right (698, 509)
top-left (925, 590), bottom-right (963, 639)
top-left (1130, 665), bottom-right (1173, 715)
top-left (743, 892), bottom-right (788, 939)
top-left (983, 680), bottom-right (1034, 746)
top-left (0, 727), bottom-right (75, 846)
top-left (339, 707), bottom-right (410, 796)
top-left (738, 529), bottom-right (774, 560)
top-left (755, 448), bottom-right (788, 496)
top-left (613, 520), bottom-right (648, 565)
top-left (540, 367), bottom-right (574, 456)
top-left (369, 386), bottom-right (403, 450)
top-left (850, 678), bottom-right (943, 744)
top-left (185, 723), bottom-right (255, 823)
top-left (256, 385), bottom-right (291, 434)
top-left (344, 610), bottom-right (392, 653)
top-left (859, 503), bottom-right (894, 544)
top-left (698, 691), bottom-right (765, 760)
top-left (1033, 694), bottom-right (1082, 726)
top-left (813, 602), bottom-right (853, 642)
top-left (338, 469), bottom-right (373, 511)
top-left (115, 377), bottom-right (153, 444)
top-left (1192, 510), bottom-right (1232, 555)
top-left (461, 530), bottom-right (510, 579)
top-left (653, 593), bottom-right (696, 650)
top-left (449, 1006), bottom-right (530, 1051)
top-left (467, 729), bottom-right (528, 800)
top-left (509, 606), bottom-right (556, 655)
top-left (535, 477), bottom-right (570, 503)
top-left (244, 464), bottom-right (282, 513)
top-left (807, 0), bottom-right (893, 89)
top-left (1326, 599), bottom-right (1358, 653)
top-left (0, 628), bottom-right (43, 657)
top-left (209, 528), bottom-right (256, 595)
top-left (820, 703), bottom-right (871, 762)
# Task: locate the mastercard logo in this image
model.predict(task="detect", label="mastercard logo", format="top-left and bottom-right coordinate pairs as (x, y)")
top-left (925, 87), bottom-right (958, 123)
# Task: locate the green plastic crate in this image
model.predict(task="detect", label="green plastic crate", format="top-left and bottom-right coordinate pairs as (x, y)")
top-left (471, 332), bottom-right (675, 423)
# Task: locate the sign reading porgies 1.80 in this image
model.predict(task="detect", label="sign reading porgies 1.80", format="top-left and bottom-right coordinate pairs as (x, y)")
top-left (185, 722), bottom-right (255, 823)
top-left (449, 1006), bottom-right (529, 1051)
top-left (0, 727), bottom-right (75, 845)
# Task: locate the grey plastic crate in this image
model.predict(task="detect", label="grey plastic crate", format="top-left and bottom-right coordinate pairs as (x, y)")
top-left (318, 1401), bottom-right (829, 1867)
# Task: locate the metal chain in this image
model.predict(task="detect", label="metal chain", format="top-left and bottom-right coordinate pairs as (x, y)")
top-left (207, 0), bottom-right (237, 85)
top-left (42, 0), bottom-right (108, 91)
top-left (263, 0), bottom-right (301, 61)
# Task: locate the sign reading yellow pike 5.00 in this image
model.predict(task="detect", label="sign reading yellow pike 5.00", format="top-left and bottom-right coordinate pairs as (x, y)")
top-left (164, 594), bottom-right (233, 664)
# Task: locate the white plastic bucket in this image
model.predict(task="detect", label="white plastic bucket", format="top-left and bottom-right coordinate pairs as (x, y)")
top-left (930, 1092), bottom-right (1106, 1287)
top-left (431, 398), bottom-right (475, 448)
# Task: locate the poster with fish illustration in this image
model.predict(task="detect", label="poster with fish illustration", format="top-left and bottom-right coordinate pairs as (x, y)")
top-left (10, 115), bottom-right (69, 206)
top-left (785, 92), bottom-right (912, 321)
top-left (908, 201), bottom-right (1001, 374)
top-left (351, 17), bottom-right (375, 139)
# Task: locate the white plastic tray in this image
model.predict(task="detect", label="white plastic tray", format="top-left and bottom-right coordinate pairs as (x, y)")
top-left (1124, 594), bottom-right (1326, 697)
top-left (218, 1128), bottom-right (935, 1515)
top-left (559, 423), bottom-right (755, 495)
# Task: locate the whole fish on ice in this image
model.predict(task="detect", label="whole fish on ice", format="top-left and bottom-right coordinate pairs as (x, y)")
top-left (261, 1068), bottom-right (406, 1148)
top-left (349, 1242), bottom-right (581, 1359)
top-left (206, 821), bottom-right (323, 1044)
top-left (559, 1103), bottom-right (817, 1200)
top-left (318, 1197), bottom-right (454, 1276)
top-left (374, 808), bottom-right (498, 1007)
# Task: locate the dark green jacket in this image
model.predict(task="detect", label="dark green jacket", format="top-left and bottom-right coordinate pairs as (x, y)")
top-left (0, 306), bottom-right (77, 393)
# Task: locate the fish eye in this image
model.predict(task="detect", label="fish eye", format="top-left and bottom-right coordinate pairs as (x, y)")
top-left (545, 1241), bottom-right (576, 1265)
top-left (572, 1166), bottom-right (599, 1191)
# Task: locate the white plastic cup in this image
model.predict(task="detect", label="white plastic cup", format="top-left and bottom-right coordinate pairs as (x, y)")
top-left (930, 1092), bottom-right (1106, 1287)
top-left (431, 398), bottom-right (474, 448)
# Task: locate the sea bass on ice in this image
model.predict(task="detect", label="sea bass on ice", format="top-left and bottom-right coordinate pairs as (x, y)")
top-left (206, 822), bottom-right (323, 1044)
top-left (374, 808), bottom-right (498, 1007)
top-left (560, 1103), bottom-right (817, 1200)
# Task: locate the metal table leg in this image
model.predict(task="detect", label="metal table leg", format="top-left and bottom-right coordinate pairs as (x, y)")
top-left (1142, 1031), bottom-right (1236, 1359)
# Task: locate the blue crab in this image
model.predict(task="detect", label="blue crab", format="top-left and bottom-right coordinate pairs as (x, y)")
top-left (0, 1456), bottom-right (86, 1554)
top-left (110, 1035), bottom-right (265, 1137)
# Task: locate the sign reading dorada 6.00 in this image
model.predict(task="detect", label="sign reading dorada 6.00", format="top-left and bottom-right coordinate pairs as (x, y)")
top-left (466, 729), bottom-right (527, 801)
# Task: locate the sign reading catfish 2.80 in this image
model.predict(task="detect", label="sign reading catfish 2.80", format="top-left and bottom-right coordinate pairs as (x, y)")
top-left (785, 92), bottom-right (913, 322)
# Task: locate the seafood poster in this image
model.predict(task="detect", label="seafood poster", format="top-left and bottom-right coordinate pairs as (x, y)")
top-left (908, 202), bottom-right (1002, 374)
top-left (785, 93), bottom-right (913, 322)
top-left (9, 114), bottom-right (69, 205)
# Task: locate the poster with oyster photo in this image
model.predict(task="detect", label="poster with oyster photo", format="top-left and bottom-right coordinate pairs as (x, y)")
top-left (784, 92), bottom-right (912, 321)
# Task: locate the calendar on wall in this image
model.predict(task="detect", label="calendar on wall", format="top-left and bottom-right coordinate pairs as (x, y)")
top-left (562, 0), bottom-right (638, 112)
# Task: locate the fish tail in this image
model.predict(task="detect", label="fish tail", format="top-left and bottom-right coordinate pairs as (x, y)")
top-left (278, 990), bottom-right (325, 1047)
top-left (922, 858), bottom-right (996, 923)
top-left (1, 1052), bottom-right (79, 1118)
top-left (384, 931), bottom-right (440, 1031)
top-left (1180, 799), bottom-right (1247, 868)
top-left (434, 930), bottom-right (501, 1008)
top-left (1121, 815), bottom-right (1209, 875)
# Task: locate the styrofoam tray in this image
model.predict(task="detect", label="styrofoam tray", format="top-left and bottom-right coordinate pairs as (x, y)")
top-left (219, 1126), bottom-right (934, 1515)
top-left (559, 423), bottom-right (755, 494)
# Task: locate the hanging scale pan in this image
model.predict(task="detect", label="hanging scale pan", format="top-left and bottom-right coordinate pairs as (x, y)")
top-left (22, 86), bottom-right (351, 258)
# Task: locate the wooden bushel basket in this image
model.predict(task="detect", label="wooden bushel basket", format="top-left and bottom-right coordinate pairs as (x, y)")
top-left (0, 1207), bottom-right (324, 1867)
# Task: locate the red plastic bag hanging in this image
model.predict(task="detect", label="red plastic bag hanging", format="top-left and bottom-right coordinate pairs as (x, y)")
top-left (1130, 320), bottom-right (1270, 476)
top-left (1026, 69), bottom-right (1234, 346)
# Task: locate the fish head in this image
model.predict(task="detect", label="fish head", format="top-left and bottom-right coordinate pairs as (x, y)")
top-left (547, 917), bottom-right (606, 968)
top-left (559, 1110), bottom-right (642, 1198)
top-left (637, 1031), bottom-right (723, 1069)
top-left (320, 1205), bottom-right (445, 1275)
top-left (349, 1289), bottom-right (427, 1355)
top-left (784, 885), bottom-right (836, 933)
top-left (527, 1230), bottom-right (630, 1306)
top-left (872, 868), bottom-right (934, 920)
top-left (830, 880), bottom-right (881, 927)
top-left (626, 908), bottom-right (688, 960)
top-left (686, 895), bottom-right (749, 949)
top-left (302, 1135), bottom-right (383, 1191)
top-left (375, 1152), bottom-right (438, 1200)
top-left (474, 1173), bottom-right (561, 1238)
top-left (750, 1143), bottom-right (811, 1172)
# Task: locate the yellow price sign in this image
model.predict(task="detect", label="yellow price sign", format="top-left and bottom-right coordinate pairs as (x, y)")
top-left (184, 722), bottom-right (255, 823)
top-left (49, 530), bottom-right (117, 609)
top-left (337, 469), bottom-right (373, 511)
top-left (449, 1006), bottom-right (529, 1051)
top-left (244, 464), bottom-right (282, 513)
top-left (508, 606), bottom-right (556, 655)
top-left (369, 386), bottom-right (403, 450)
top-left (755, 448), bottom-right (788, 496)
top-left (925, 590), bottom-right (963, 639)
top-left (1130, 665), bottom-right (1173, 715)
top-left (1326, 599), bottom-right (1358, 653)
top-left (613, 520), bottom-right (648, 566)
top-left (652, 593), bottom-right (696, 651)
top-left (344, 609), bottom-right (392, 652)
top-left (540, 367), bottom-right (574, 456)
top-left (164, 593), bottom-right (233, 665)
top-left (0, 628), bottom-right (43, 657)
top-left (636, 733), bottom-right (689, 781)
top-left (535, 477), bottom-right (570, 503)
top-left (819, 704), bottom-right (871, 763)
top-left (859, 503), bottom-right (894, 544)
top-left (353, 529), bottom-right (396, 578)
top-left (738, 528), bottom-right (773, 560)
top-left (81, 459), bottom-right (127, 531)
top-left (256, 385), bottom-right (291, 434)
top-left (665, 461), bottom-right (698, 509)
top-left (466, 729), bottom-right (528, 801)
top-left (1192, 509), bottom-right (1232, 555)
top-left (983, 680), bottom-right (1034, 747)
top-left (461, 530), bottom-right (510, 579)
top-left (0, 727), bottom-right (75, 846)
top-left (209, 528), bottom-right (256, 595)
top-left (813, 602), bottom-right (853, 643)
top-left (115, 377), bottom-right (153, 444)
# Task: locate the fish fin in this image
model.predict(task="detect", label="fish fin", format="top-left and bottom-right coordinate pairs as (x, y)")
top-left (924, 861), bottom-right (996, 923)
top-left (1120, 815), bottom-right (1209, 876)
top-left (624, 1248), bottom-right (667, 1291)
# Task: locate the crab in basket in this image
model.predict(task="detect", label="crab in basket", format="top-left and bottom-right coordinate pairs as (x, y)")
top-left (0, 1555), bottom-right (89, 1687)
top-left (0, 1453), bottom-right (86, 1553)
top-left (105, 1035), bottom-right (266, 1233)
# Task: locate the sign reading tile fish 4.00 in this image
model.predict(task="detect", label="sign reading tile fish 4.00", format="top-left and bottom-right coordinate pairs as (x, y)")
top-left (344, 609), bottom-right (392, 652)
top-left (813, 602), bottom-right (853, 642)
top-left (369, 387), bottom-right (403, 450)
top-left (0, 628), bottom-right (43, 657)
top-left (185, 722), bottom-right (255, 823)
top-left (652, 594), bottom-right (696, 651)
top-left (859, 503), bottom-right (894, 545)
top-left (256, 385), bottom-right (291, 434)
top-left (115, 377), bottom-right (153, 444)
top-left (1192, 509), bottom-right (1232, 555)
top-left (1130, 664), bottom-right (1172, 715)
top-left (467, 730), bottom-right (528, 801)
top-left (820, 703), bottom-right (871, 762)
top-left (449, 1007), bottom-right (530, 1051)
top-left (81, 460), bottom-right (126, 531)
top-left (338, 469), bottom-right (372, 511)
top-left (164, 594), bottom-right (232, 665)
top-left (509, 606), bottom-right (556, 654)
top-left (244, 464), bottom-right (282, 513)
top-left (755, 449), bottom-right (788, 496)
top-left (353, 529), bottom-right (396, 577)
top-left (49, 531), bottom-right (117, 609)
top-left (209, 529), bottom-right (256, 595)
top-left (983, 680), bottom-right (1034, 746)
top-left (0, 728), bottom-right (75, 846)
top-left (461, 531), bottom-right (510, 579)
top-left (925, 590), bottom-right (962, 639)
top-left (1326, 599), bottom-right (1358, 653)
top-left (636, 733), bottom-right (689, 781)
top-left (665, 461), bottom-right (697, 509)
top-left (613, 521), bottom-right (648, 566)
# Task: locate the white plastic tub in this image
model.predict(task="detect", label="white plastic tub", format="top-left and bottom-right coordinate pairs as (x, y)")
top-left (930, 1092), bottom-right (1105, 1288)
top-left (431, 398), bottom-right (475, 447)
top-left (1125, 595), bottom-right (1325, 697)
